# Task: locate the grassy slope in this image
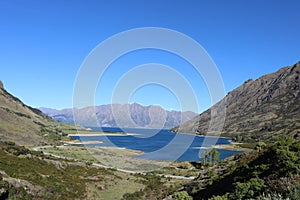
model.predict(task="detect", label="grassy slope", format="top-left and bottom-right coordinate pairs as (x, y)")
top-left (0, 85), bottom-right (79, 146)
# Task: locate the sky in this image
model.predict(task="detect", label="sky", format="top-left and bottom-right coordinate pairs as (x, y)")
top-left (1, 0), bottom-right (300, 113)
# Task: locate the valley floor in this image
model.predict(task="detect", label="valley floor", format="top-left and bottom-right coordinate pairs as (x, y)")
top-left (0, 141), bottom-right (191, 199)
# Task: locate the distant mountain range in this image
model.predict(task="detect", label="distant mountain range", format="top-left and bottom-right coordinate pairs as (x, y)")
top-left (40, 103), bottom-right (197, 129)
top-left (172, 62), bottom-right (300, 142)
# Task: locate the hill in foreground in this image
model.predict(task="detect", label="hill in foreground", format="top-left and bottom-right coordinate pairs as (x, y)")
top-left (180, 137), bottom-right (300, 199)
top-left (172, 62), bottom-right (300, 142)
top-left (0, 81), bottom-right (74, 146)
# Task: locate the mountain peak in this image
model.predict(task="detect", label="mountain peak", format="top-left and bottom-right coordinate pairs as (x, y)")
top-left (0, 80), bottom-right (3, 89)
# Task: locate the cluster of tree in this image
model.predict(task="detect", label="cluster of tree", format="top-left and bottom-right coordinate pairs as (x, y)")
top-left (201, 148), bottom-right (220, 165)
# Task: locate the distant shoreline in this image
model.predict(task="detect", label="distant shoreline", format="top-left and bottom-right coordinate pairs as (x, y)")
top-left (68, 133), bottom-right (141, 137)
top-left (171, 131), bottom-right (231, 140)
top-left (171, 132), bottom-right (250, 152)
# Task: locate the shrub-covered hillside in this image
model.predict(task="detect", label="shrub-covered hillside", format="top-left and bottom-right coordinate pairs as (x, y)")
top-left (188, 137), bottom-right (300, 199)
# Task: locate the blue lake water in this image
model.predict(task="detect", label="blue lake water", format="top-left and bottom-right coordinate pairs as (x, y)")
top-left (70, 127), bottom-right (241, 162)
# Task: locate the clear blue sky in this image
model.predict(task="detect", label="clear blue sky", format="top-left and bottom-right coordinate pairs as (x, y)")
top-left (1, 0), bottom-right (300, 113)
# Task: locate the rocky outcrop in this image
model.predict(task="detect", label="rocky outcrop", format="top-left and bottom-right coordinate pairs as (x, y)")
top-left (172, 62), bottom-right (300, 142)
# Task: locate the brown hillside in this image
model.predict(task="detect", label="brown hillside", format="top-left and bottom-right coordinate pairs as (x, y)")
top-left (172, 62), bottom-right (300, 142)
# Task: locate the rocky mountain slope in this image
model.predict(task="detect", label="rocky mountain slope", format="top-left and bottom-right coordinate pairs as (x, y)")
top-left (172, 62), bottom-right (300, 142)
top-left (40, 103), bottom-right (197, 129)
top-left (0, 81), bottom-right (73, 145)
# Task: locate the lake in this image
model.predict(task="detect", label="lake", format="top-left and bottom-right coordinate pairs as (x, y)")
top-left (70, 127), bottom-right (241, 162)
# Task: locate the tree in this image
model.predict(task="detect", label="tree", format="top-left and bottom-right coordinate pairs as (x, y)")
top-left (201, 148), bottom-right (219, 164)
top-left (201, 150), bottom-right (208, 165)
top-left (211, 148), bottom-right (220, 164)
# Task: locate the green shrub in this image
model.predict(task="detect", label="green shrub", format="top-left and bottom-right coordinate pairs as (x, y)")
top-left (232, 178), bottom-right (265, 199)
top-left (173, 191), bottom-right (193, 200)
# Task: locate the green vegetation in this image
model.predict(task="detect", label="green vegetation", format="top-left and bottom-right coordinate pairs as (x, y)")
top-left (0, 141), bottom-right (160, 199)
top-left (87, 172), bottom-right (144, 200)
top-left (173, 191), bottom-right (193, 200)
top-left (4, 141), bottom-right (43, 157)
top-left (122, 173), bottom-right (183, 200)
top-left (0, 142), bottom-right (110, 199)
top-left (152, 162), bottom-right (199, 178)
top-left (187, 137), bottom-right (300, 199)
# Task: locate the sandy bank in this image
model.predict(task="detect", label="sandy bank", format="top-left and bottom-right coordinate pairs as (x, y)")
top-left (64, 140), bottom-right (103, 145)
top-left (212, 144), bottom-right (251, 152)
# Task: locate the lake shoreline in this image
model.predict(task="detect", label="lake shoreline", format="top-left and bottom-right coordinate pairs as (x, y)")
top-left (170, 132), bottom-right (251, 152)
top-left (67, 127), bottom-right (243, 161)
